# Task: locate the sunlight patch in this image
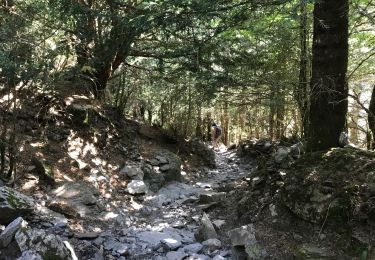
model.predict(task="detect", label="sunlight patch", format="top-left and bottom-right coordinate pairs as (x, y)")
top-left (103, 212), bottom-right (118, 220)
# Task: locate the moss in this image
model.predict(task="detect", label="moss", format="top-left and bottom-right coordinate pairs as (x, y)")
top-left (44, 165), bottom-right (54, 178)
top-left (6, 190), bottom-right (26, 208)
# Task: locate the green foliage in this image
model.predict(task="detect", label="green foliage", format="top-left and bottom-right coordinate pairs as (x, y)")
top-left (0, 0), bottom-right (374, 144)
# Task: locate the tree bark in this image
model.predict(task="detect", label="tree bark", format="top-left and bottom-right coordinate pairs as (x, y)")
top-left (295, 0), bottom-right (309, 137)
top-left (368, 85), bottom-right (375, 149)
top-left (307, 0), bottom-right (349, 152)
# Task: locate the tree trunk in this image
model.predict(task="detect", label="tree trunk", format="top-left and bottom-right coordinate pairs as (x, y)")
top-left (223, 99), bottom-right (229, 145)
top-left (196, 105), bottom-right (203, 138)
top-left (275, 85), bottom-right (285, 139)
top-left (269, 86), bottom-right (276, 140)
top-left (295, 0), bottom-right (309, 137)
top-left (368, 85), bottom-right (375, 149)
top-left (307, 0), bottom-right (349, 152)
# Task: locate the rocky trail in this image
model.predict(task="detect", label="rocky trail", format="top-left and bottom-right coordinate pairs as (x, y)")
top-left (0, 147), bottom-right (258, 260)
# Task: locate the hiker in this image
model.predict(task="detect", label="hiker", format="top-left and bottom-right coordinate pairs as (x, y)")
top-left (211, 123), bottom-right (222, 150)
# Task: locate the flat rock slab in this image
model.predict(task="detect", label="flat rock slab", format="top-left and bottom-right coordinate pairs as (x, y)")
top-left (199, 192), bottom-right (226, 204)
top-left (47, 182), bottom-right (99, 218)
top-left (103, 239), bottom-right (130, 255)
top-left (183, 243), bottom-right (203, 254)
top-left (0, 217), bottom-right (24, 248)
top-left (166, 251), bottom-right (186, 260)
top-left (0, 186), bottom-right (35, 225)
top-left (74, 232), bottom-right (100, 240)
top-left (161, 237), bottom-right (182, 250)
top-left (149, 182), bottom-right (204, 207)
top-left (136, 230), bottom-right (183, 250)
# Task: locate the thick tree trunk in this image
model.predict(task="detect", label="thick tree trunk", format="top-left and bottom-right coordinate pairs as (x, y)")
top-left (307, 0), bottom-right (349, 152)
top-left (368, 85), bottom-right (375, 149)
top-left (295, 0), bottom-right (309, 137)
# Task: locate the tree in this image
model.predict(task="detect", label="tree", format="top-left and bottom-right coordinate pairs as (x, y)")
top-left (307, 0), bottom-right (349, 152)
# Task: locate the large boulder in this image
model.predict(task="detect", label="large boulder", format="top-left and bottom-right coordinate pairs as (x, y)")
top-left (282, 148), bottom-right (375, 227)
top-left (15, 227), bottom-right (77, 260)
top-left (47, 181), bottom-right (99, 218)
top-left (0, 186), bottom-right (35, 225)
top-left (195, 213), bottom-right (218, 242)
top-left (227, 224), bottom-right (266, 259)
top-left (188, 138), bottom-right (216, 168)
top-left (120, 165), bottom-right (144, 180)
top-left (143, 150), bottom-right (182, 191)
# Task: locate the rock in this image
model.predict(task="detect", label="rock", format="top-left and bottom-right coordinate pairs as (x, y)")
top-left (228, 224), bottom-right (266, 259)
top-left (0, 186), bottom-right (35, 225)
top-left (66, 103), bottom-right (97, 125)
top-left (212, 220), bottom-right (226, 230)
top-left (155, 156), bottom-right (168, 164)
top-left (290, 142), bottom-right (304, 158)
top-left (160, 164), bottom-right (171, 172)
top-left (103, 239), bottom-right (130, 255)
top-left (15, 227), bottom-right (76, 260)
top-left (46, 200), bottom-right (80, 218)
top-left (120, 165), bottom-right (144, 180)
top-left (161, 238), bottom-right (182, 251)
top-left (195, 213), bottom-right (218, 242)
top-left (202, 238), bottom-right (222, 249)
top-left (150, 182), bottom-right (202, 207)
top-left (183, 243), bottom-right (203, 254)
top-left (127, 180), bottom-right (148, 194)
top-left (166, 251), bottom-right (186, 260)
top-left (199, 192), bottom-right (226, 204)
top-left (136, 230), bottom-right (182, 250)
top-left (185, 254), bottom-right (211, 260)
top-left (274, 147), bottom-right (290, 163)
top-left (269, 204), bottom-right (278, 217)
top-left (74, 232), bottom-right (100, 240)
top-left (17, 250), bottom-right (43, 260)
top-left (47, 181), bottom-right (98, 218)
top-left (213, 255), bottom-right (225, 260)
top-left (251, 176), bottom-right (265, 188)
top-left (0, 217), bottom-right (24, 248)
top-left (293, 244), bottom-right (333, 259)
top-left (228, 224), bottom-right (256, 247)
top-left (143, 150), bottom-right (182, 191)
top-left (157, 150), bottom-right (182, 183)
top-left (188, 138), bottom-right (216, 168)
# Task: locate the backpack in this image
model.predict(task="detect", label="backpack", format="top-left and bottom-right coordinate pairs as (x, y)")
top-left (214, 126), bottom-right (222, 138)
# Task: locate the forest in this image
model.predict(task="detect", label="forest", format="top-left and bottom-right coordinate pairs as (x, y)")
top-left (0, 0), bottom-right (375, 259)
top-left (1, 0), bottom-right (375, 148)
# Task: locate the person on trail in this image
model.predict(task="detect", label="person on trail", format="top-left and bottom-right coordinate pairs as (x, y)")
top-left (211, 123), bottom-right (222, 150)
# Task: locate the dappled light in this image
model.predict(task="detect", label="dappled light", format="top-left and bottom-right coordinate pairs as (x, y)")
top-left (0, 0), bottom-right (374, 259)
